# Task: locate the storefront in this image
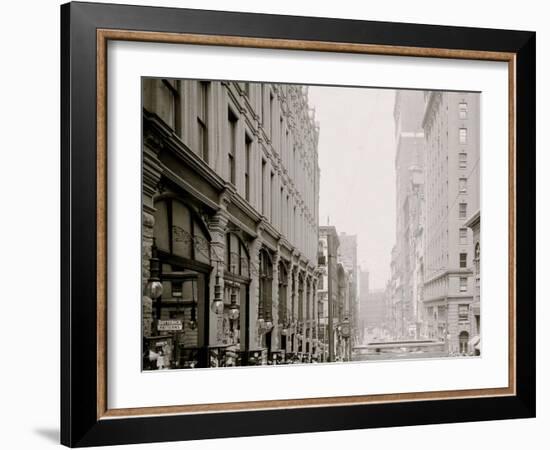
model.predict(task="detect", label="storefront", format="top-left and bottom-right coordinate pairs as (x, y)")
top-left (145, 195), bottom-right (212, 369)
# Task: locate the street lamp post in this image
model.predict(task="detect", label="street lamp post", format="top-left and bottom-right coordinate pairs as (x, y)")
top-left (148, 240), bottom-right (164, 335)
top-left (228, 264), bottom-right (240, 325)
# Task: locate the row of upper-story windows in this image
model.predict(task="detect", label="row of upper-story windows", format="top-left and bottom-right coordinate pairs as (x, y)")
top-left (146, 79), bottom-right (318, 260)
top-left (151, 79), bottom-right (313, 186)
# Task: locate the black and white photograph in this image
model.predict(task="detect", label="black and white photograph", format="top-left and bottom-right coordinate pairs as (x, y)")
top-left (141, 79), bottom-right (481, 370)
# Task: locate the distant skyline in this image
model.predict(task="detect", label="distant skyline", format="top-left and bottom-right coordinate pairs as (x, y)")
top-left (308, 86), bottom-right (396, 290)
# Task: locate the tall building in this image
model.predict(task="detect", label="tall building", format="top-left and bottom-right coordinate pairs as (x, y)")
top-left (358, 270), bottom-right (370, 341)
top-left (391, 90), bottom-right (426, 338)
top-left (463, 99), bottom-right (481, 352)
top-left (422, 91), bottom-right (480, 354)
top-left (338, 233), bottom-right (359, 347)
top-left (317, 227), bottom-right (352, 361)
top-left (142, 79), bottom-right (320, 368)
top-left (361, 288), bottom-right (388, 336)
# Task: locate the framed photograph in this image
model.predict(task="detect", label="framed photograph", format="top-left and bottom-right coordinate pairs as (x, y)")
top-left (60, 1), bottom-right (535, 447)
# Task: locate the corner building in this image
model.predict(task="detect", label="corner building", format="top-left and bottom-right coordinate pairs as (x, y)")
top-left (142, 79), bottom-right (320, 368)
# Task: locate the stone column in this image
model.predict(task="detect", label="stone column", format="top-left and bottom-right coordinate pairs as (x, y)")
top-left (271, 249), bottom-right (280, 350)
top-left (207, 206), bottom-right (229, 347)
top-left (292, 264), bottom-right (299, 352)
top-left (312, 277), bottom-right (319, 356)
top-left (307, 275), bottom-right (313, 354)
top-left (287, 264), bottom-right (293, 352)
top-left (142, 145), bottom-right (163, 338)
top-left (298, 270), bottom-right (305, 353)
top-left (249, 227), bottom-right (264, 350)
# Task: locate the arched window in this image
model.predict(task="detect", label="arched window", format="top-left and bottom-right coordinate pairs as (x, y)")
top-left (258, 250), bottom-right (273, 322)
top-left (298, 273), bottom-right (305, 322)
top-left (221, 232), bottom-right (251, 349)
top-left (153, 197), bottom-right (211, 265)
top-left (278, 261), bottom-right (289, 325)
top-left (459, 331), bottom-right (469, 354)
top-left (225, 232), bottom-right (250, 279)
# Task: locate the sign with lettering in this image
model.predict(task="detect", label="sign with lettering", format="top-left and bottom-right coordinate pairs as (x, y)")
top-left (157, 320), bottom-right (183, 331)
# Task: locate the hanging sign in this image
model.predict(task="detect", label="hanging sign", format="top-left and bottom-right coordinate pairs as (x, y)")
top-left (157, 320), bottom-right (183, 331)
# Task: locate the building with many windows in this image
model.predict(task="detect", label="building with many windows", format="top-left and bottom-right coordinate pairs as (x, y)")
top-left (142, 79), bottom-right (320, 368)
top-left (360, 286), bottom-right (389, 340)
top-left (464, 101), bottom-right (481, 353)
top-left (317, 226), bottom-right (352, 362)
top-left (337, 233), bottom-right (359, 348)
top-left (390, 90), bottom-right (426, 338)
top-left (422, 91), bottom-right (480, 354)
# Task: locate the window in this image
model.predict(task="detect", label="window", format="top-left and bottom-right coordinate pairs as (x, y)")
top-left (318, 276), bottom-right (324, 291)
top-left (280, 187), bottom-right (284, 231)
top-left (459, 228), bottom-right (468, 245)
top-left (459, 277), bottom-right (467, 292)
top-left (459, 102), bottom-right (468, 119)
top-left (292, 146), bottom-right (296, 179)
top-left (269, 91), bottom-right (274, 137)
top-left (278, 262), bottom-right (288, 322)
top-left (172, 282), bottom-right (183, 298)
top-left (261, 160), bottom-right (267, 216)
top-left (459, 330), bottom-right (469, 353)
top-left (197, 82), bottom-right (209, 162)
top-left (153, 198), bottom-right (210, 265)
top-left (459, 152), bottom-right (467, 169)
top-left (270, 172), bottom-right (275, 223)
top-left (160, 79), bottom-right (181, 132)
top-left (459, 202), bottom-right (467, 219)
top-left (244, 134), bottom-right (252, 201)
top-left (460, 252), bottom-right (468, 268)
top-left (459, 128), bottom-right (467, 144)
top-left (458, 305), bottom-right (469, 322)
top-left (285, 130), bottom-right (290, 168)
top-left (279, 117), bottom-right (284, 156)
top-left (293, 206), bottom-right (297, 242)
top-left (226, 232), bottom-right (250, 278)
top-left (260, 84), bottom-right (265, 125)
top-left (459, 177), bottom-right (467, 193)
top-left (286, 195), bottom-right (290, 238)
top-left (258, 250), bottom-right (273, 323)
top-left (227, 109), bottom-right (238, 185)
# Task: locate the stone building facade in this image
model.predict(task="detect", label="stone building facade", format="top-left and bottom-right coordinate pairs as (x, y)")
top-left (390, 90), bottom-right (426, 338)
top-left (317, 226), bottom-right (352, 362)
top-left (337, 233), bottom-right (359, 347)
top-left (463, 100), bottom-right (481, 352)
top-left (422, 91), bottom-right (480, 354)
top-left (142, 79), bottom-right (320, 368)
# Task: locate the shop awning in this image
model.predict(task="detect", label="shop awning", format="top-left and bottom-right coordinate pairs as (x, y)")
top-left (469, 335), bottom-right (480, 350)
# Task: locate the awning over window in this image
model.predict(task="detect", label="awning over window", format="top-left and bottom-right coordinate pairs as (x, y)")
top-left (469, 335), bottom-right (480, 350)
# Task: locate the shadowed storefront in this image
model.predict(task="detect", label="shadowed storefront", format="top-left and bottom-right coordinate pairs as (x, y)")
top-left (142, 79), bottom-right (320, 369)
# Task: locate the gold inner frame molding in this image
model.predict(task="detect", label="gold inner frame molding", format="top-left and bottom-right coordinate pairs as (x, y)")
top-left (96, 28), bottom-right (516, 420)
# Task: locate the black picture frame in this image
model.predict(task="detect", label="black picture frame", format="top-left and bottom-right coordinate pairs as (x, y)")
top-left (61, 1), bottom-right (535, 447)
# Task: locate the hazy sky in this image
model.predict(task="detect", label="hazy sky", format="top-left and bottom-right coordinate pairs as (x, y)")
top-left (308, 86), bottom-right (396, 290)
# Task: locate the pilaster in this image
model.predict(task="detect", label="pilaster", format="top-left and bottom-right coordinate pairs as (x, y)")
top-left (207, 194), bottom-right (230, 347)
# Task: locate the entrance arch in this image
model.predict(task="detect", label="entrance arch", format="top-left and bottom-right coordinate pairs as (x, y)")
top-left (459, 331), bottom-right (469, 354)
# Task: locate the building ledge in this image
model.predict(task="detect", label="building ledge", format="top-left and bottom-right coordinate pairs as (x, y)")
top-left (464, 209), bottom-right (480, 229)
